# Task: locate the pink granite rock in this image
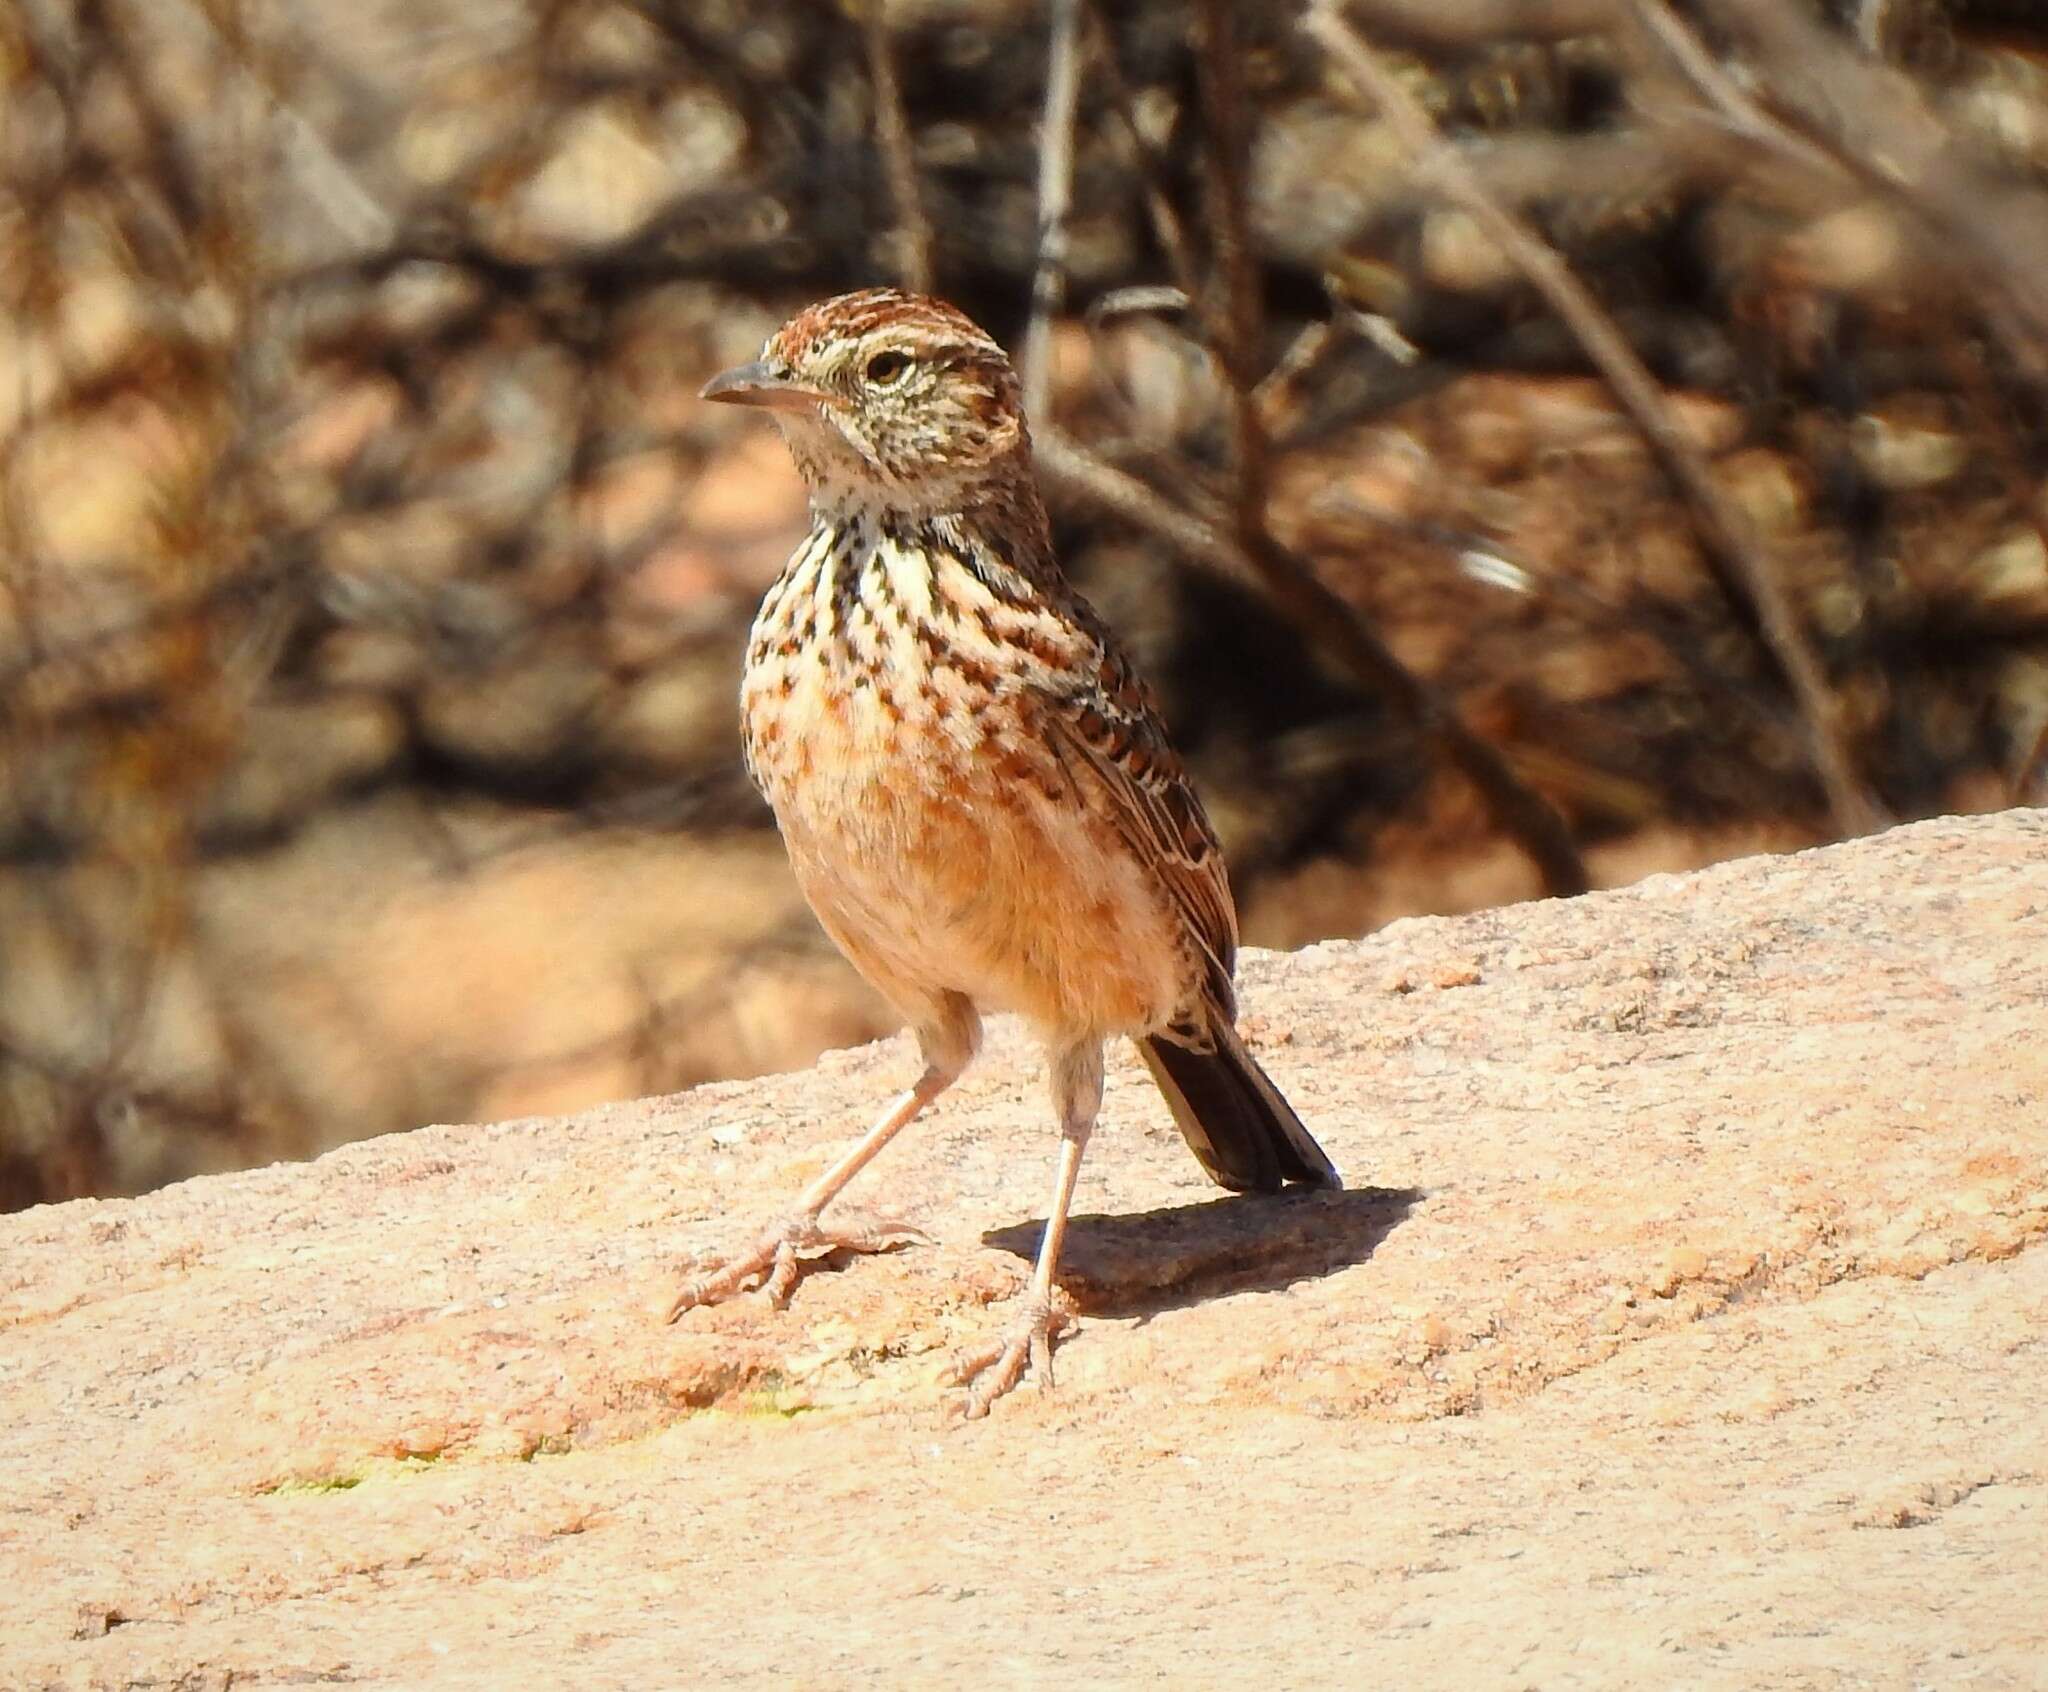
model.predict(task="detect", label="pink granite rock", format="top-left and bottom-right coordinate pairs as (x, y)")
top-left (4, 812), bottom-right (2045, 1687)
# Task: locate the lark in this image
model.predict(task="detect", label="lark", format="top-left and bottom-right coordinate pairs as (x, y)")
top-left (673, 288), bottom-right (1339, 1416)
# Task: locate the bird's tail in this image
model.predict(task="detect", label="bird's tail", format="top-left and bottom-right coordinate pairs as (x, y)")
top-left (1137, 1021), bottom-right (1341, 1194)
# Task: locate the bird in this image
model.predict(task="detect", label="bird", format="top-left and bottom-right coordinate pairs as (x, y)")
top-left (671, 287), bottom-right (1340, 1416)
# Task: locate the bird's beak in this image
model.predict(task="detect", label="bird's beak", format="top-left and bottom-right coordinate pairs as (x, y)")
top-left (699, 360), bottom-right (828, 413)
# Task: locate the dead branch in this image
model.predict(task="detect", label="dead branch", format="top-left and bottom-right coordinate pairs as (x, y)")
top-left (1699, 0), bottom-right (2048, 374)
top-left (1327, 0), bottom-right (1615, 51)
top-left (1083, 3), bottom-right (1203, 311)
top-left (2015, 725), bottom-right (2048, 806)
top-left (1038, 426), bottom-right (1592, 897)
top-left (113, 0), bottom-right (394, 260)
top-left (1192, 0), bottom-right (1271, 534)
top-left (1304, 0), bottom-right (1885, 838)
top-left (1021, 0), bottom-right (1086, 422)
top-left (860, 2), bottom-right (934, 295)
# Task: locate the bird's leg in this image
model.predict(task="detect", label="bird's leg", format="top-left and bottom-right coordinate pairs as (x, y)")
top-left (948, 1128), bottom-right (1087, 1415)
top-left (665, 1060), bottom-right (957, 1323)
top-left (949, 1041), bottom-right (1101, 1417)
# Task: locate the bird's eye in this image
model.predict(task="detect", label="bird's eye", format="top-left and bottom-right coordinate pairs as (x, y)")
top-left (865, 350), bottom-right (912, 385)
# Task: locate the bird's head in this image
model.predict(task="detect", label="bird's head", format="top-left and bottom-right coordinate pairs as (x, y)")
top-left (701, 289), bottom-right (1031, 516)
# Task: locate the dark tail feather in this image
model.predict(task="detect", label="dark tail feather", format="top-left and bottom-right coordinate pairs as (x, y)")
top-left (1138, 1023), bottom-right (1341, 1194)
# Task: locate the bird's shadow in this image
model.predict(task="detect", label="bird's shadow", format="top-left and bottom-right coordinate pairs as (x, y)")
top-left (983, 1185), bottom-right (1423, 1320)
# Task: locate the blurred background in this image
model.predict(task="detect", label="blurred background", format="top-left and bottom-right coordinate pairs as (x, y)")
top-left (3, 0), bottom-right (2045, 1209)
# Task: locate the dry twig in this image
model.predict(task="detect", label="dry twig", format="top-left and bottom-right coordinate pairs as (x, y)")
top-left (1304, 0), bottom-right (1884, 837)
top-left (1330, 0), bottom-right (1614, 49)
top-left (1079, 0), bottom-right (1586, 896)
top-left (1021, 0), bottom-right (1086, 421)
top-left (1084, 3), bottom-right (1202, 310)
top-left (859, 2), bottom-right (934, 294)
top-left (1192, 0), bottom-right (1271, 532)
top-left (1038, 427), bottom-right (1592, 898)
top-left (1698, 0), bottom-right (2048, 372)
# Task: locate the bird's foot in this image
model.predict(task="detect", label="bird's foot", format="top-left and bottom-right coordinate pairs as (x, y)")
top-left (945, 1292), bottom-right (1075, 1419)
top-left (664, 1213), bottom-right (930, 1322)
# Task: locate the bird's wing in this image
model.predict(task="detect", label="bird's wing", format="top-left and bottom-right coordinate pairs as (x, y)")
top-left (1035, 632), bottom-right (1240, 1024)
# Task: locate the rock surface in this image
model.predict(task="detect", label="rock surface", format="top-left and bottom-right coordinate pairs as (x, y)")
top-left (5, 811), bottom-right (2046, 1689)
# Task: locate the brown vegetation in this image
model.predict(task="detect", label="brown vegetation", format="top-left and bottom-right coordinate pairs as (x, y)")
top-left (3, 0), bottom-right (2046, 1205)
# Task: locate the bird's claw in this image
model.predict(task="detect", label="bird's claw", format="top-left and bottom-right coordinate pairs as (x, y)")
top-left (664, 1213), bottom-right (929, 1322)
top-left (945, 1293), bottom-right (1074, 1418)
